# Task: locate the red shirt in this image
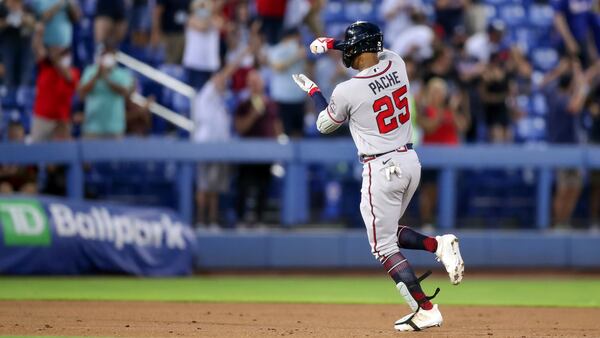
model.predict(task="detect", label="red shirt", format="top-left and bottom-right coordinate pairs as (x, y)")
top-left (256, 0), bottom-right (286, 18)
top-left (33, 60), bottom-right (80, 122)
top-left (422, 106), bottom-right (459, 145)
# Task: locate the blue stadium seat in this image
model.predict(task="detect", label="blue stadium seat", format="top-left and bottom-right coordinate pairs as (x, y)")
top-left (498, 4), bottom-right (527, 26)
top-left (529, 4), bottom-right (555, 28)
top-left (530, 47), bottom-right (559, 71)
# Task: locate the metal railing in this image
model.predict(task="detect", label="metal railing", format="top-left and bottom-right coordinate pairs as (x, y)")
top-left (115, 52), bottom-right (195, 132)
top-left (1, 139), bottom-right (599, 229)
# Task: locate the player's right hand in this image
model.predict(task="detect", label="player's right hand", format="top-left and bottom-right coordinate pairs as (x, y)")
top-left (310, 37), bottom-right (335, 54)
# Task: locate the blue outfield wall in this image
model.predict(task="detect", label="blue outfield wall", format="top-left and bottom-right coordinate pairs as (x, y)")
top-left (195, 230), bottom-right (600, 269)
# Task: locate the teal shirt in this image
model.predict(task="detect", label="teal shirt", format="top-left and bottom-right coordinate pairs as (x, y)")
top-left (81, 65), bottom-right (134, 136)
top-left (33, 0), bottom-right (72, 47)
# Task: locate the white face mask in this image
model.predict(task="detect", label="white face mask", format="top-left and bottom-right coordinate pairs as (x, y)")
top-left (60, 55), bottom-right (72, 68)
top-left (101, 54), bottom-right (116, 69)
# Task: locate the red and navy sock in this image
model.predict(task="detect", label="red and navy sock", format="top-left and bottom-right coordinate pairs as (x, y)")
top-left (381, 251), bottom-right (434, 310)
top-left (397, 225), bottom-right (437, 253)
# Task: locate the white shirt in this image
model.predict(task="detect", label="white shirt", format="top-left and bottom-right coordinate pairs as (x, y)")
top-left (390, 24), bottom-right (434, 61)
top-left (183, 26), bottom-right (221, 72)
top-left (379, 0), bottom-right (424, 45)
top-left (465, 32), bottom-right (492, 63)
top-left (192, 81), bottom-right (231, 142)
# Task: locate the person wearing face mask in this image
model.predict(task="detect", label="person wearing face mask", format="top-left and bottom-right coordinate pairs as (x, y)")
top-left (78, 45), bottom-right (135, 138)
top-left (182, 0), bottom-right (224, 90)
top-left (30, 22), bottom-right (80, 142)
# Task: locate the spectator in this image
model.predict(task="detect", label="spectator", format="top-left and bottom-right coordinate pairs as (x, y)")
top-left (541, 57), bottom-right (589, 228)
top-left (553, 0), bottom-right (598, 66)
top-left (417, 78), bottom-right (469, 229)
top-left (192, 52), bottom-right (248, 229)
top-left (479, 51), bottom-right (514, 143)
top-left (256, 0), bottom-right (286, 45)
top-left (31, 0), bottom-right (80, 53)
top-left (182, 0), bottom-right (224, 90)
top-left (78, 47), bottom-right (135, 138)
top-left (267, 28), bottom-right (306, 137)
top-left (314, 50), bottom-right (351, 99)
top-left (30, 22), bottom-right (79, 142)
top-left (151, 0), bottom-right (191, 64)
top-left (0, 120), bottom-right (37, 194)
top-left (234, 69), bottom-right (283, 227)
top-left (0, 0), bottom-right (35, 101)
top-left (434, 0), bottom-right (467, 40)
top-left (94, 0), bottom-right (128, 50)
top-left (465, 20), bottom-right (507, 64)
top-left (379, 0), bottom-right (424, 47)
top-left (390, 11), bottom-right (435, 62)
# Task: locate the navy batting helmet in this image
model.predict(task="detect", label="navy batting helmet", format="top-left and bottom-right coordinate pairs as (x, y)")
top-left (339, 21), bottom-right (383, 68)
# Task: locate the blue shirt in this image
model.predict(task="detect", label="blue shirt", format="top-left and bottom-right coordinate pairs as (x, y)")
top-left (553, 0), bottom-right (594, 43)
top-left (267, 40), bottom-right (306, 103)
top-left (32, 0), bottom-right (72, 48)
top-left (81, 65), bottom-right (134, 136)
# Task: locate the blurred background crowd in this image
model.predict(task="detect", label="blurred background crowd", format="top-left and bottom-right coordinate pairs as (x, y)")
top-left (1, 0), bottom-right (599, 231)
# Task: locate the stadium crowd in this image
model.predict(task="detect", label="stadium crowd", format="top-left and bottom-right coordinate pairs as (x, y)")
top-left (0, 0), bottom-right (599, 229)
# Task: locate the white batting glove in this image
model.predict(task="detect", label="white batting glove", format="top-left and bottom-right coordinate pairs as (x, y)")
top-left (292, 74), bottom-right (320, 95)
top-left (383, 162), bottom-right (402, 181)
top-left (310, 37), bottom-right (336, 54)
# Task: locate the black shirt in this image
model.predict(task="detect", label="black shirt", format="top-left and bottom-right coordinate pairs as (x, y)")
top-left (157, 0), bottom-right (191, 33)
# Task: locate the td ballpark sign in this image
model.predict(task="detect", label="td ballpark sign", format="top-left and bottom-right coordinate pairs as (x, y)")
top-left (0, 199), bottom-right (187, 250)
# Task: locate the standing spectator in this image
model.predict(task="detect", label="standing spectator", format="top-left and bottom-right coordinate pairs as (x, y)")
top-left (379, 0), bottom-right (423, 47)
top-left (391, 11), bottom-right (435, 62)
top-left (151, 0), bottom-right (191, 64)
top-left (0, 120), bottom-right (37, 194)
top-left (94, 0), bottom-right (128, 50)
top-left (479, 51), bottom-right (514, 143)
top-left (465, 20), bottom-right (507, 64)
top-left (553, 0), bottom-right (597, 66)
top-left (0, 0), bottom-right (35, 101)
top-left (31, 0), bottom-right (80, 53)
top-left (30, 22), bottom-right (79, 142)
top-left (182, 0), bottom-right (224, 90)
top-left (78, 47), bottom-right (135, 138)
top-left (434, 0), bottom-right (467, 40)
top-left (541, 57), bottom-right (589, 228)
top-left (417, 78), bottom-right (469, 230)
top-left (192, 52), bottom-right (247, 229)
top-left (256, 0), bottom-right (286, 45)
top-left (267, 28), bottom-right (306, 137)
top-left (234, 69), bottom-right (283, 227)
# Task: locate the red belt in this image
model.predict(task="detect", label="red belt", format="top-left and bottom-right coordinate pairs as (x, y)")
top-left (360, 143), bottom-right (414, 163)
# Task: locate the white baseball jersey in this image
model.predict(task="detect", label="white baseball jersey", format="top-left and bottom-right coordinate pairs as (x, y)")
top-left (316, 49), bottom-right (420, 261)
top-left (318, 50), bottom-right (412, 156)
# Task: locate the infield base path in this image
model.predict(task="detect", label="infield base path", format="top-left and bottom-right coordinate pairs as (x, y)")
top-left (1, 301), bottom-right (599, 337)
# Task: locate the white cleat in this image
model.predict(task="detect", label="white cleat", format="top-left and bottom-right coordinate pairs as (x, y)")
top-left (394, 304), bottom-right (443, 332)
top-left (435, 234), bottom-right (464, 285)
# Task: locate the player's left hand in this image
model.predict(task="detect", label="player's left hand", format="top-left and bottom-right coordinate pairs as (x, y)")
top-left (292, 74), bottom-right (319, 94)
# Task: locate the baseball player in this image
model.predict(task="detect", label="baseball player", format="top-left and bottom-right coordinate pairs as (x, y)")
top-left (292, 21), bottom-right (464, 332)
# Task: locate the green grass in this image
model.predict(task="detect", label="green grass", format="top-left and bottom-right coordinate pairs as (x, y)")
top-left (0, 276), bottom-right (599, 308)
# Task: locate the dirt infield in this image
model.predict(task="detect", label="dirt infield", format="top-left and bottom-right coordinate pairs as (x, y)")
top-left (1, 301), bottom-right (599, 338)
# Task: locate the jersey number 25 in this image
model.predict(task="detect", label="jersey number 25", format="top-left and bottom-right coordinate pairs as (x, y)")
top-left (372, 85), bottom-right (410, 134)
